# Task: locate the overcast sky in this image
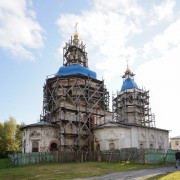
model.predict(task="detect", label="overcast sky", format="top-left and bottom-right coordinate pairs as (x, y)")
top-left (0, 0), bottom-right (180, 138)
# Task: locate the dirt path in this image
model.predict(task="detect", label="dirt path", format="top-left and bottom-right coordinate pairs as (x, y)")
top-left (75, 166), bottom-right (178, 180)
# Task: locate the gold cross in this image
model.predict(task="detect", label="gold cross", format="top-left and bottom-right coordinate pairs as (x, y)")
top-left (74, 22), bottom-right (78, 33)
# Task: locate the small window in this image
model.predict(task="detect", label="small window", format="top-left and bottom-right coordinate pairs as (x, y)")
top-left (150, 144), bottom-right (153, 149)
top-left (23, 139), bottom-right (26, 153)
top-left (96, 143), bottom-right (100, 151)
top-left (50, 143), bottom-right (58, 151)
top-left (140, 143), bottom-right (143, 149)
top-left (175, 141), bottom-right (179, 146)
top-left (32, 141), bottom-right (39, 152)
top-left (109, 142), bottom-right (115, 150)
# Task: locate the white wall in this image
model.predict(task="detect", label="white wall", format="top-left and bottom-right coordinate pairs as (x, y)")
top-left (93, 125), bottom-right (169, 151)
top-left (170, 138), bottom-right (180, 150)
top-left (22, 126), bottom-right (59, 153)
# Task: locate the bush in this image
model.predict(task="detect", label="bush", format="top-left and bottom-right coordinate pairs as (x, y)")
top-left (0, 151), bottom-right (17, 159)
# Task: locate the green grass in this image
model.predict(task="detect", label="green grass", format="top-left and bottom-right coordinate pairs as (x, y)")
top-left (0, 159), bottom-right (14, 169)
top-left (0, 159), bottom-right (173, 180)
top-left (147, 171), bottom-right (180, 180)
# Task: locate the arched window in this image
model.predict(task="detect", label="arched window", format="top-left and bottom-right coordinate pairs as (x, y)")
top-left (140, 143), bottom-right (143, 149)
top-left (68, 90), bottom-right (72, 96)
top-left (150, 144), bottom-right (154, 149)
top-left (50, 142), bottom-right (58, 151)
top-left (96, 143), bottom-right (100, 151)
top-left (32, 141), bottom-right (39, 152)
top-left (109, 142), bottom-right (115, 150)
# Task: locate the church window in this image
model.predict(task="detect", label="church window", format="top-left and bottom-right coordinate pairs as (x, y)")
top-left (150, 144), bottom-right (153, 149)
top-left (32, 141), bottom-right (39, 152)
top-left (109, 142), bottom-right (115, 150)
top-left (151, 135), bottom-right (154, 140)
top-left (140, 143), bottom-right (143, 149)
top-left (128, 95), bottom-right (133, 103)
top-left (50, 142), bottom-right (58, 151)
top-left (23, 139), bottom-right (26, 153)
top-left (141, 133), bottom-right (145, 140)
top-left (68, 90), bottom-right (72, 96)
top-left (96, 143), bottom-right (100, 151)
top-left (175, 141), bottom-right (179, 146)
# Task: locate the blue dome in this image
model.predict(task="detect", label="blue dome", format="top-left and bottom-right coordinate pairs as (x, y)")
top-left (56, 64), bottom-right (97, 79)
top-left (121, 78), bottom-right (138, 92)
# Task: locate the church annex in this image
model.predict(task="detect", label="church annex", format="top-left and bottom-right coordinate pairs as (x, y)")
top-left (22, 28), bottom-right (169, 153)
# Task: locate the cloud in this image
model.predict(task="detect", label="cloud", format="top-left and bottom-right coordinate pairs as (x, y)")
top-left (0, 0), bottom-right (44, 60)
top-left (148, 0), bottom-right (175, 26)
top-left (57, 0), bottom-right (144, 82)
top-left (153, 0), bottom-right (175, 21)
top-left (135, 17), bottom-right (180, 136)
top-left (136, 43), bottom-right (180, 136)
top-left (143, 17), bottom-right (180, 59)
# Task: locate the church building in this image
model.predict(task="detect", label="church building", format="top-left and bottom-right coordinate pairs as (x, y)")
top-left (93, 65), bottom-right (169, 150)
top-left (22, 28), bottom-right (169, 153)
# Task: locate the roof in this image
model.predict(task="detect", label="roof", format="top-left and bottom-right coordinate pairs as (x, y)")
top-left (56, 64), bottom-right (97, 79)
top-left (21, 121), bottom-right (58, 129)
top-left (94, 122), bottom-right (169, 132)
top-left (95, 122), bottom-right (131, 129)
top-left (172, 135), bottom-right (180, 139)
top-left (121, 78), bottom-right (138, 92)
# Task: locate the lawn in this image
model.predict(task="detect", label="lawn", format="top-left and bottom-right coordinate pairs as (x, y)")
top-left (0, 159), bottom-right (174, 180)
top-left (147, 171), bottom-right (180, 180)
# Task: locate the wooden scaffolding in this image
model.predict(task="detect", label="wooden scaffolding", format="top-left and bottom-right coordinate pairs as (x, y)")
top-left (41, 28), bottom-right (110, 152)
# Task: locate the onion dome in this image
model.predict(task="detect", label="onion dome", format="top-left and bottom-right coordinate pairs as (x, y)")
top-left (56, 64), bottom-right (97, 79)
top-left (121, 64), bottom-right (138, 92)
top-left (121, 78), bottom-right (138, 92)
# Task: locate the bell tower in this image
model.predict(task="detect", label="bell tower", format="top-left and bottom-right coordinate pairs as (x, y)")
top-left (63, 23), bottom-right (88, 68)
top-left (112, 64), bottom-right (155, 127)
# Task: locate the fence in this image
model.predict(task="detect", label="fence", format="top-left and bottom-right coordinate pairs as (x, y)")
top-left (8, 152), bottom-right (54, 166)
top-left (8, 148), bottom-right (177, 166)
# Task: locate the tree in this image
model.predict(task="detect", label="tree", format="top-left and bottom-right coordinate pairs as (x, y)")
top-left (15, 123), bottom-right (25, 151)
top-left (0, 117), bottom-right (24, 152)
top-left (0, 122), bottom-right (4, 152)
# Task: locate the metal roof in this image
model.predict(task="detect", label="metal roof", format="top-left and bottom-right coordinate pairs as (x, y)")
top-left (56, 64), bottom-right (97, 79)
top-left (172, 135), bottom-right (180, 139)
top-left (121, 78), bottom-right (138, 92)
top-left (21, 121), bottom-right (58, 129)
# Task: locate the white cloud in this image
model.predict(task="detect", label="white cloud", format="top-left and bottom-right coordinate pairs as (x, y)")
top-left (0, 0), bottom-right (44, 60)
top-left (143, 17), bottom-right (180, 59)
top-left (153, 0), bottom-right (175, 21)
top-left (136, 43), bottom-right (180, 137)
top-left (57, 0), bottom-right (144, 82)
top-left (148, 0), bottom-right (176, 26)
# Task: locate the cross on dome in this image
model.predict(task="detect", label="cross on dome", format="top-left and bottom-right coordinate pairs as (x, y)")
top-left (74, 22), bottom-right (79, 40)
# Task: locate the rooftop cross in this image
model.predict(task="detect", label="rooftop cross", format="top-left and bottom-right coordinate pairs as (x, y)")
top-left (74, 22), bottom-right (78, 33)
top-left (74, 22), bottom-right (79, 40)
top-left (126, 59), bottom-right (129, 69)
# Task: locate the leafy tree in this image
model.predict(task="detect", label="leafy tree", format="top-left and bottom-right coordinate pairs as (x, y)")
top-left (15, 123), bottom-right (25, 151)
top-left (3, 117), bottom-right (19, 151)
top-left (0, 122), bottom-right (4, 152)
top-left (0, 117), bottom-right (24, 153)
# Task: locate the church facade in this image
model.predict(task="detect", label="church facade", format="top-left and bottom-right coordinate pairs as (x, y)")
top-left (22, 29), bottom-right (169, 153)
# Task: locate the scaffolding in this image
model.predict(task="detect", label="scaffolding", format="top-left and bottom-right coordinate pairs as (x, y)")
top-left (112, 88), bottom-right (155, 127)
top-left (63, 36), bottom-right (88, 68)
top-left (42, 74), bottom-right (109, 152)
